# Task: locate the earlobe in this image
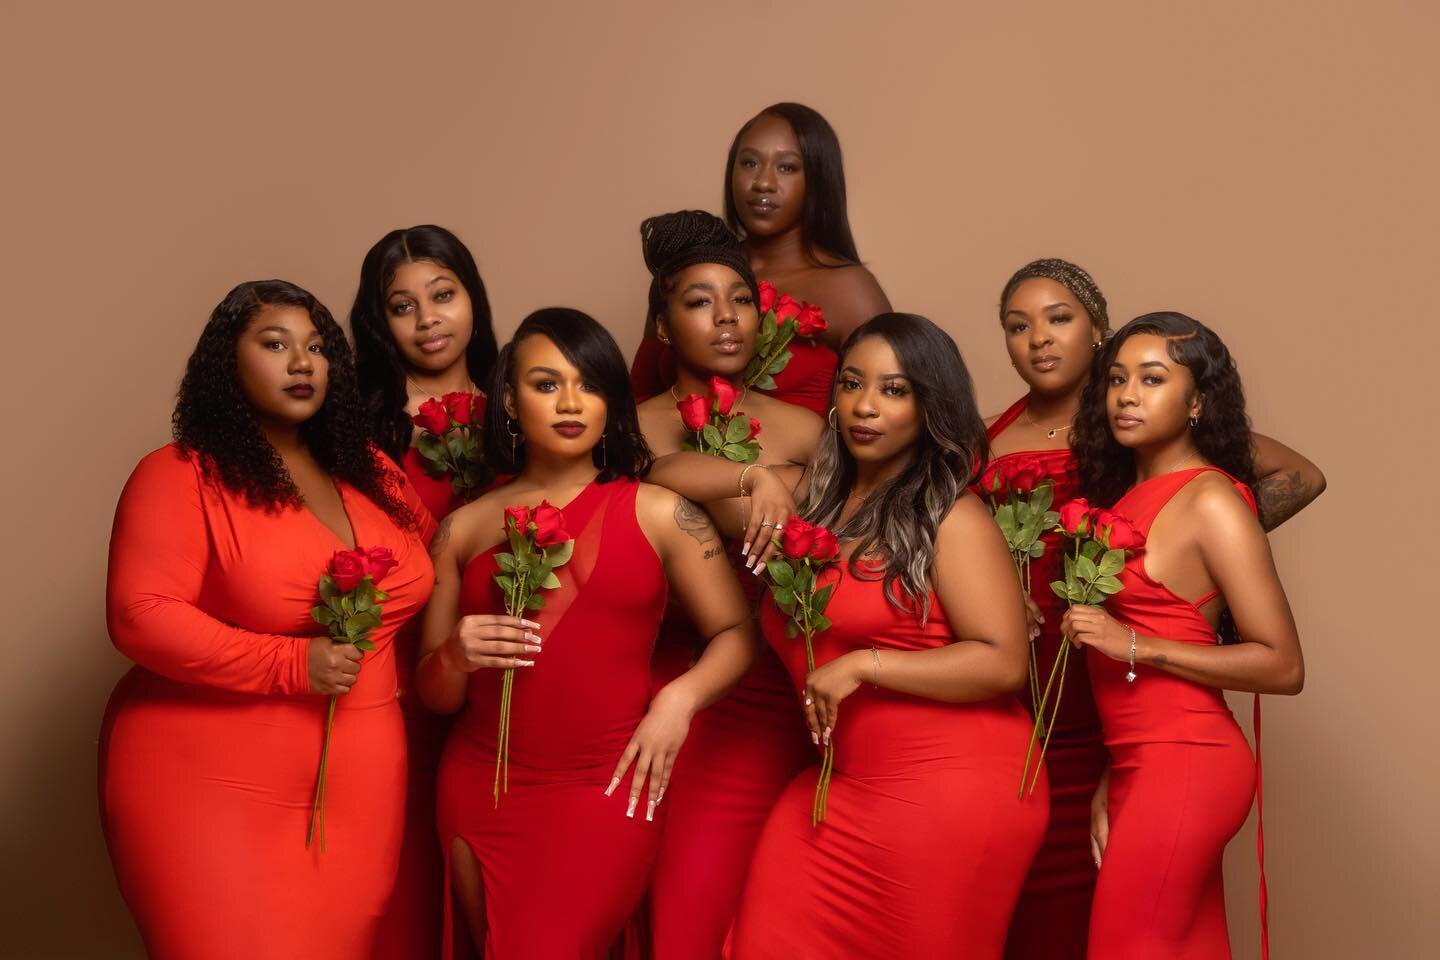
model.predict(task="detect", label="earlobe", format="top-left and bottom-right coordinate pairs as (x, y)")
top-left (503, 386), bottom-right (518, 420)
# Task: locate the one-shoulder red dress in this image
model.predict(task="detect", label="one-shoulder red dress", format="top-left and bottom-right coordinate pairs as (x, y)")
top-left (987, 397), bottom-right (1109, 960)
top-left (435, 478), bottom-right (667, 959)
top-left (628, 325), bottom-right (836, 416)
top-left (728, 562), bottom-right (1048, 958)
top-left (100, 444), bottom-right (435, 960)
top-left (1087, 467), bottom-right (1262, 959)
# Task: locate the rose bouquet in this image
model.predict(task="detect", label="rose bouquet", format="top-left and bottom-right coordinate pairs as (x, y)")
top-left (764, 519), bottom-right (841, 825)
top-left (307, 546), bottom-right (399, 850)
top-left (412, 391), bottom-right (488, 502)
top-left (676, 375), bottom-right (761, 463)
top-left (745, 281), bottom-right (827, 390)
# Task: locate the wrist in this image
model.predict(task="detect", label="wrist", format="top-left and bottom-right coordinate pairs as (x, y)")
top-left (655, 680), bottom-right (701, 719)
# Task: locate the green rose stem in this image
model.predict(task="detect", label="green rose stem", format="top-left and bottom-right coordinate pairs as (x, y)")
top-left (1019, 535), bottom-right (1083, 797)
top-left (745, 326), bottom-right (797, 390)
top-left (307, 695), bottom-right (339, 851)
top-left (495, 567), bottom-right (529, 805)
top-left (796, 595), bottom-right (835, 826)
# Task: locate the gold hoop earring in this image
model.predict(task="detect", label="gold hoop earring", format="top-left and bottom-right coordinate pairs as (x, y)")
top-left (827, 406), bottom-right (839, 431)
top-left (1189, 414), bottom-right (1200, 428)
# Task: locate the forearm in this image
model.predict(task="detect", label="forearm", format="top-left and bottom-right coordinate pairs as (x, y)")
top-left (1252, 433), bottom-right (1326, 530)
top-left (415, 646), bottom-right (469, 714)
top-left (1136, 633), bottom-right (1303, 695)
top-left (647, 452), bottom-right (756, 503)
top-left (863, 641), bottom-right (1028, 704)
top-left (661, 622), bottom-right (757, 714)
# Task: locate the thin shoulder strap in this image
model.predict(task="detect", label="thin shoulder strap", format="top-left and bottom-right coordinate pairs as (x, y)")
top-left (986, 396), bottom-right (1029, 441)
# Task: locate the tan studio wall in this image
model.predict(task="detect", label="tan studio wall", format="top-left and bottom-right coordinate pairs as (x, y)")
top-left (2, 2), bottom-right (1436, 956)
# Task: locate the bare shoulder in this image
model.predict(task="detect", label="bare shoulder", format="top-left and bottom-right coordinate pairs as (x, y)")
top-left (937, 491), bottom-right (995, 541)
top-left (751, 393), bottom-right (823, 434)
top-left (1182, 472), bottom-right (1259, 530)
top-left (436, 479), bottom-right (528, 558)
top-left (812, 263), bottom-right (888, 305)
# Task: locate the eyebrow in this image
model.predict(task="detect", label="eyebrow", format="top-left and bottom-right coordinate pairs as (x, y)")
top-left (257, 326), bottom-right (319, 337)
top-left (1110, 360), bottom-right (1170, 371)
top-left (841, 366), bottom-right (908, 380)
top-left (387, 274), bottom-right (452, 297)
top-left (525, 366), bottom-right (564, 377)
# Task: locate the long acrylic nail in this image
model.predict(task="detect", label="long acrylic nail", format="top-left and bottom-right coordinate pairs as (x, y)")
top-left (626, 796), bottom-right (638, 818)
top-left (525, 644), bottom-right (541, 653)
top-left (517, 659), bottom-right (535, 667)
top-left (811, 731), bottom-right (820, 745)
top-left (521, 619), bottom-right (541, 629)
top-left (656, 787), bottom-right (666, 806)
top-left (742, 541), bottom-right (752, 556)
top-left (605, 776), bottom-right (620, 797)
top-left (822, 726), bottom-right (831, 746)
top-left (646, 800), bottom-right (656, 822)
top-left (754, 561), bottom-right (767, 576)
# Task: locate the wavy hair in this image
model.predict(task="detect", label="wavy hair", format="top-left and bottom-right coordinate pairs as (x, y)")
top-left (1072, 312), bottom-right (1257, 507)
top-left (723, 102), bottom-right (861, 266)
top-left (801, 313), bottom-right (987, 622)
top-left (484, 308), bottom-right (653, 482)
top-left (350, 225), bottom-right (499, 462)
top-left (173, 279), bottom-right (413, 525)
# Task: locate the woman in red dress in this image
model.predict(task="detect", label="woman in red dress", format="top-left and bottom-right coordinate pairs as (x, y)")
top-left (987, 260), bottom-right (1327, 960)
top-left (630, 103), bottom-right (889, 415)
top-left (419, 309), bottom-right (758, 959)
top-left (1064, 312), bottom-right (1305, 959)
top-left (100, 280), bottom-right (435, 959)
top-left (670, 313), bottom-right (1046, 957)
top-left (631, 210), bottom-right (824, 959)
top-left (351, 224), bottom-right (499, 958)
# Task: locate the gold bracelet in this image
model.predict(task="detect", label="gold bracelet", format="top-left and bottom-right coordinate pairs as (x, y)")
top-left (870, 646), bottom-right (882, 684)
top-left (738, 463), bottom-right (759, 499)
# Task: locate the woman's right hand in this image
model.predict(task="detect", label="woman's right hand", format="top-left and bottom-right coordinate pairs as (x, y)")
top-left (742, 466), bottom-right (798, 572)
top-left (308, 636), bottom-right (363, 695)
top-left (439, 614), bottom-right (543, 672)
top-left (1090, 766), bottom-right (1111, 868)
top-left (1024, 595), bottom-right (1044, 643)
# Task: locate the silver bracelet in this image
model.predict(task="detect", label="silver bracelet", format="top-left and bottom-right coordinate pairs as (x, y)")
top-left (1125, 626), bottom-right (1138, 683)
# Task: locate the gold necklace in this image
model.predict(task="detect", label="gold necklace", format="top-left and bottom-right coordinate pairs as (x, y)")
top-left (1022, 405), bottom-right (1073, 440)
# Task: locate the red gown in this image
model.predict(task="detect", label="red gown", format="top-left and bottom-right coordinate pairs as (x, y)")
top-left (435, 478), bottom-right (668, 959)
top-left (728, 563), bottom-right (1049, 958)
top-left (628, 328), bottom-right (837, 417)
top-left (100, 444), bottom-right (435, 960)
top-left (643, 543), bottom-right (813, 959)
top-left (1087, 467), bottom-right (1260, 959)
top-left (986, 398), bottom-right (1109, 960)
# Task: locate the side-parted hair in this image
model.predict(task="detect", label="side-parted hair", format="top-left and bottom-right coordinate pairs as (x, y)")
top-left (173, 279), bottom-right (412, 526)
top-left (723, 102), bottom-right (861, 267)
top-left (483, 308), bottom-right (653, 482)
top-left (350, 225), bottom-right (499, 462)
top-left (801, 313), bottom-right (987, 622)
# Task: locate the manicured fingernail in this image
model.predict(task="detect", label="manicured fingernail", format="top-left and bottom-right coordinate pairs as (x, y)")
top-left (656, 787), bottom-right (666, 805)
top-left (646, 800), bottom-right (656, 822)
top-left (811, 731), bottom-right (820, 745)
top-left (754, 562), bottom-right (766, 576)
top-left (742, 541), bottom-right (752, 555)
top-left (823, 727), bottom-right (831, 745)
top-left (525, 644), bottom-right (541, 653)
top-left (605, 776), bottom-right (620, 796)
top-left (517, 659), bottom-right (535, 667)
top-left (745, 555), bottom-right (755, 569)
top-left (626, 796), bottom-right (638, 818)
top-left (522, 620), bottom-right (541, 628)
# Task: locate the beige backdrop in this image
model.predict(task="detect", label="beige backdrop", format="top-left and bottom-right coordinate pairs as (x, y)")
top-left (4, 2), bottom-right (1435, 957)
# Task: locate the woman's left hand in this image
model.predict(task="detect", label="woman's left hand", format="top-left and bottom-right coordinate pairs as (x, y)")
top-left (1061, 604), bottom-right (1132, 662)
top-left (605, 684), bottom-right (697, 822)
top-left (803, 650), bottom-right (866, 747)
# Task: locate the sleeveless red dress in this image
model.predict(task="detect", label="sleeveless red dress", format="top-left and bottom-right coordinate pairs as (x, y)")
top-left (986, 398), bottom-right (1109, 960)
top-left (435, 478), bottom-right (668, 959)
top-left (100, 445), bottom-right (435, 960)
top-left (643, 543), bottom-right (813, 959)
top-left (1087, 467), bottom-right (1261, 959)
top-left (728, 563), bottom-right (1049, 958)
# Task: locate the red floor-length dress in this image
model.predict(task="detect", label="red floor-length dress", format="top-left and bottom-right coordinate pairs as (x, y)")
top-left (1087, 467), bottom-right (1260, 959)
top-left (987, 398), bottom-right (1109, 960)
top-left (728, 563), bottom-right (1049, 959)
top-left (100, 444), bottom-right (435, 960)
top-left (370, 446), bottom-right (471, 960)
top-left (643, 540), bottom-right (813, 959)
top-left (628, 326), bottom-right (837, 417)
top-left (436, 478), bottom-right (668, 959)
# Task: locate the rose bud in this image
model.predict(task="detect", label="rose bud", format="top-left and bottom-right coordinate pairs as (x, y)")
top-left (328, 549), bottom-right (369, 593)
top-left (758, 280), bottom-right (778, 315)
top-left (504, 505), bottom-right (532, 532)
top-left (794, 302), bottom-right (827, 338)
top-left (1058, 498), bottom-right (1093, 537)
top-left (442, 392), bottom-right (474, 426)
top-left (747, 417), bottom-right (762, 441)
top-left (1009, 464), bottom-right (1045, 495)
top-left (809, 527), bottom-right (840, 562)
top-left (709, 376), bottom-right (740, 416)
top-left (1102, 514), bottom-right (1145, 552)
top-left (773, 294), bottom-right (802, 324)
top-left (531, 501), bottom-right (571, 547)
top-left (677, 393), bottom-right (709, 432)
top-left (361, 546), bottom-right (399, 583)
top-left (781, 518), bottom-right (818, 559)
top-left (978, 462), bottom-right (1007, 499)
top-left (412, 398), bottom-right (452, 436)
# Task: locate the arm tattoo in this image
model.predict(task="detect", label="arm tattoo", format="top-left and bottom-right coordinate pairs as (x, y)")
top-left (429, 515), bottom-right (454, 561)
top-left (674, 497), bottom-right (719, 548)
top-left (1255, 470), bottom-right (1312, 531)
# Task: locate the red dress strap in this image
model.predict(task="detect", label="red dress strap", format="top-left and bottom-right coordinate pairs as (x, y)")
top-left (986, 396), bottom-right (1030, 441)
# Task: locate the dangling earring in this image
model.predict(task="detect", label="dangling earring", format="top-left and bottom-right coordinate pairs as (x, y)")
top-left (827, 406), bottom-right (839, 431)
top-left (599, 434), bottom-right (608, 470)
top-left (506, 417), bottom-right (522, 459)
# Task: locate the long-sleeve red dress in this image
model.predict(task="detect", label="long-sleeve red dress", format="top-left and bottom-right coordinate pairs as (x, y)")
top-left (100, 444), bottom-right (435, 960)
top-left (435, 478), bottom-right (668, 959)
top-left (1087, 467), bottom-right (1262, 959)
top-left (728, 562), bottom-right (1049, 959)
top-left (986, 397), bottom-right (1110, 960)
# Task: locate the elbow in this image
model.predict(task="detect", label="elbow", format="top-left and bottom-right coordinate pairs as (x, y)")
top-left (1278, 661), bottom-right (1305, 696)
top-left (994, 649), bottom-right (1031, 697)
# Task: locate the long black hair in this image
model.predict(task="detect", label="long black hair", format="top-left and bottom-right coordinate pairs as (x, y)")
top-left (802, 313), bottom-right (988, 622)
top-left (350, 225), bottom-right (499, 461)
top-left (173, 279), bottom-right (412, 525)
top-left (722, 102), bottom-right (861, 266)
top-left (484, 308), bottom-right (653, 483)
top-left (1072, 312), bottom-right (1257, 508)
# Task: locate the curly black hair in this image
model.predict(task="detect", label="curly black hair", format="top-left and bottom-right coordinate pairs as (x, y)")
top-left (173, 279), bottom-right (414, 527)
top-left (350, 225), bottom-right (499, 463)
top-left (1071, 311), bottom-right (1257, 508)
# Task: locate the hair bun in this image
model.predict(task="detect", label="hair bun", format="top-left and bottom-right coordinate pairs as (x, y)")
top-left (640, 210), bottom-right (739, 276)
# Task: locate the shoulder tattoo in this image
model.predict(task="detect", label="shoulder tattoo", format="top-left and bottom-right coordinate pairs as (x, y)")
top-left (429, 515), bottom-right (454, 561)
top-left (673, 497), bottom-right (718, 548)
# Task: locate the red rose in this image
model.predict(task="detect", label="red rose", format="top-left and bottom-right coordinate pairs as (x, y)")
top-left (531, 500), bottom-right (571, 548)
top-left (978, 461), bottom-right (1008, 499)
top-left (809, 527), bottom-right (840, 562)
top-left (361, 546), bottom-right (398, 584)
top-left (443, 392), bottom-right (475, 426)
top-left (677, 393), bottom-right (708, 431)
top-left (1007, 462), bottom-right (1046, 496)
top-left (504, 505), bottom-right (531, 532)
top-left (709, 376), bottom-right (740, 416)
top-left (1058, 498), bottom-right (1094, 537)
top-left (1099, 513), bottom-right (1145, 552)
top-left (758, 280), bottom-right (778, 315)
top-left (773, 294), bottom-right (802, 324)
top-left (794, 302), bottom-right (827, 338)
top-left (747, 416), bottom-right (762, 440)
top-left (412, 398), bottom-right (451, 436)
top-left (781, 518), bottom-right (818, 559)
top-left (327, 549), bottom-right (368, 593)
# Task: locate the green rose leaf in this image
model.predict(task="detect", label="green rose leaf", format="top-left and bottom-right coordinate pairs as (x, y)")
top-left (702, 423), bottom-right (726, 450)
top-left (768, 558), bottom-right (795, 587)
top-left (725, 416), bottom-right (752, 444)
top-left (546, 540), bottom-right (575, 567)
top-left (1097, 549), bottom-right (1126, 577)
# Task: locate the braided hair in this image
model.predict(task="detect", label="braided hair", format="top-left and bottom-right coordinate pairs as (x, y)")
top-left (998, 258), bottom-right (1110, 334)
top-left (640, 210), bottom-right (759, 326)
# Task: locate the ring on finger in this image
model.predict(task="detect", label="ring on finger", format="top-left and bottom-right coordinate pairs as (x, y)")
top-left (760, 520), bottom-right (773, 528)
top-left (774, 522), bottom-right (784, 530)
top-left (804, 696), bottom-right (813, 706)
